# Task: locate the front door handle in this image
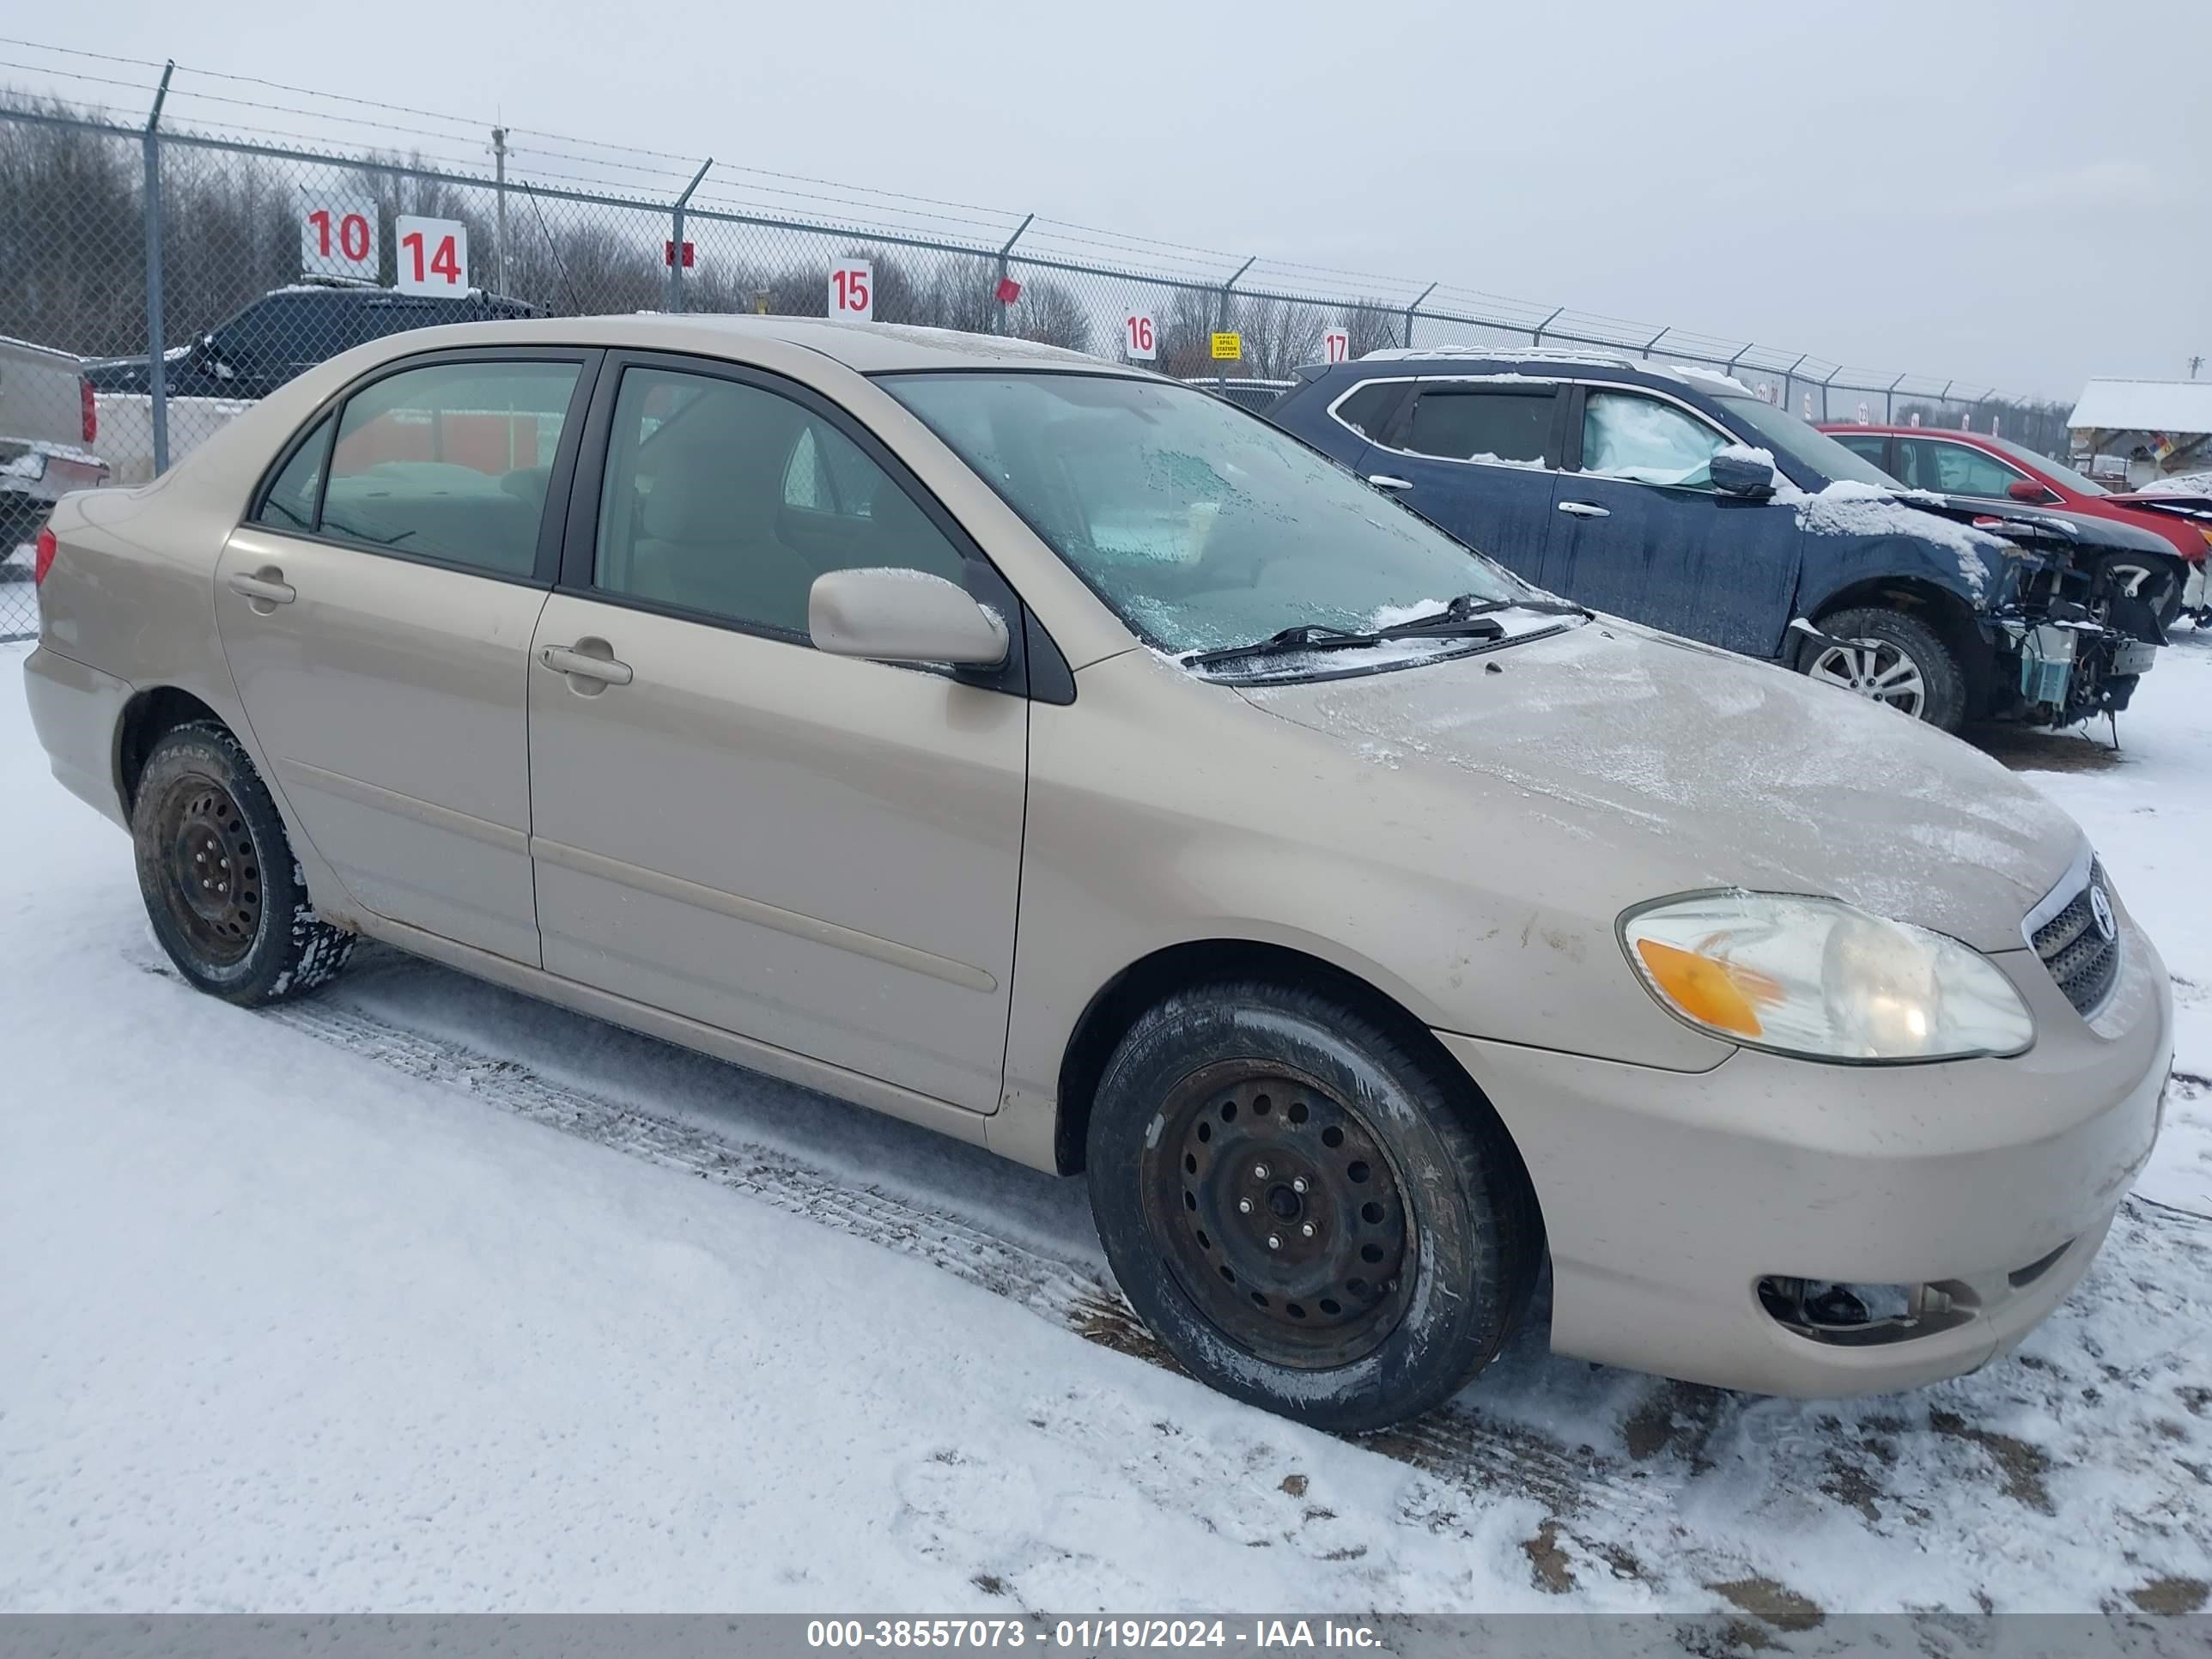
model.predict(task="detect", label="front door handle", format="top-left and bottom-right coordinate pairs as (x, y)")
top-left (1556, 501), bottom-right (1611, 520)
top-left (1367, 474), bottom-right (1414, 491)
top-left (540, 642), bottom-right (634, 687)
top-left (227, 567), bottom-right (295, 608)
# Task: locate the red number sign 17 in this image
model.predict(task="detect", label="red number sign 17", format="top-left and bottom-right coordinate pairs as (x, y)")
top-left (1322, 328), bottom-right (1351, 364)
top-left (1123, 313), bottom-right (1157, 362)
top-left (830, 259), bottom-right (874, 321)
top-left (394, 215), bottom-right (470, 295)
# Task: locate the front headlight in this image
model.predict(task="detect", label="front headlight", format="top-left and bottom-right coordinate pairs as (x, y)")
top-left (1622, 891), bottom-right (2035, 1062)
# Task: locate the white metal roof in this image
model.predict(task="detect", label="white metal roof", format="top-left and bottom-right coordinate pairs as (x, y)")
top-left (2067, 378), bottom-right (2212, 435)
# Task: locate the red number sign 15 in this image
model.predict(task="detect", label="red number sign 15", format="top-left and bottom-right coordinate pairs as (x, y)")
top-left (830, 260), bottom-right (874, 320)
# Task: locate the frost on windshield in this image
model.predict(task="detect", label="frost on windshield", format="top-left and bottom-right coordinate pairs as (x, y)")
top-left (1581, 391), bottom-right (1727, 487)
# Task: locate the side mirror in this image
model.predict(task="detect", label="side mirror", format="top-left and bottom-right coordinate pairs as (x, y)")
top-left (2008, 479), bottom-right (2048, 503)
top-left (1709, 449), bottom-right (1777, 498)
top-left (809, 567), bottom-right (1010, 668)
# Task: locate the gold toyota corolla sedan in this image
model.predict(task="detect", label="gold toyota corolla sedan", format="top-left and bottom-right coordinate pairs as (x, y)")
top-left (23, 316), bottom-right (2170, 1431)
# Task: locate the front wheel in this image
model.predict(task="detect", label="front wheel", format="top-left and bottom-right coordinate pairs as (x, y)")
top-left (1085, 981), bottom-right (1541, 1433)
top-left (1800, 605), bottom-right (1966, 732)
top-left (132, 721), bottom-right (356, 1004)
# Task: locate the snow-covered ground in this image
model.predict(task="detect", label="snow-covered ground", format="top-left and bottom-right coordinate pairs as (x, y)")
top-left (3, 635), bottom-right (2209, 1621)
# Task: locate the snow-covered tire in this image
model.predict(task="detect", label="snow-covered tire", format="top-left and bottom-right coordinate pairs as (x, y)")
top-left (1085, 981), bottom-right (1541, 1434)
top-left (132, 720), bottom-right (356, 1005)
top-left (1802, 605), bottom-right (1966, 733)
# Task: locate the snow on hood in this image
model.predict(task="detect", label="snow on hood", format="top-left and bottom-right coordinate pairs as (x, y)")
top-left (1775, 477), bottom-right (2004, 599)
top-left (1238, 619), bottom-right (2080, 953)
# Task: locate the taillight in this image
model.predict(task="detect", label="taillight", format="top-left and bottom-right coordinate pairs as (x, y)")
top-left (33, 525), bottom-right (58, 586)
top-left (79, 376), bottom-right (97, 444)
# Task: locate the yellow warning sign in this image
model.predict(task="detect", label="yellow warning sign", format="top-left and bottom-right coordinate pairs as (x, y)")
top-left (1210, 331), bottom-right (1243, 362)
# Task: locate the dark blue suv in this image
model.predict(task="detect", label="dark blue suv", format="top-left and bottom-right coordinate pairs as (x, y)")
top-left (1266, 349), bottom-right (2154, 732)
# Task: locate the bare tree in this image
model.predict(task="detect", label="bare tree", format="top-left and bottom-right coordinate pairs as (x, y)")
top-left (1234, 295), bottom-right (1327, 379)
top-left (1008, 277), bottom-right (1091, 352)
top-left (1343, 301), bottom-right (1402, 359)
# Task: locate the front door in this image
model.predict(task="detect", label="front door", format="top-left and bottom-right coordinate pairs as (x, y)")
top-left (1544, 386), bottom-right (1800, 656)
top-left (1366, 381), bottom-right (1564, 579)
top-left (215, 350), bottom-right (592, 963)
top-left (526, 357), bottom-right (1028, 1113)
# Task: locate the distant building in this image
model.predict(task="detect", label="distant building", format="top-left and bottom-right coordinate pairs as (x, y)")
top-left (2067, 379), bottom-right (2212, 487)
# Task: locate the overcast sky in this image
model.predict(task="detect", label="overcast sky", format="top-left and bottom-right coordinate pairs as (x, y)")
top-left (14, 0), bottom-right (2207, 398)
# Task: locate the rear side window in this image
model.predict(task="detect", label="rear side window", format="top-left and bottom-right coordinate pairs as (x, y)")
top-left (319, 359), bottom-right (580, 577)
top-left (1330, 380), bottom-right (1401, 440)
top-left (254, 415), bottom-right (334, 532)
top-left (1831, 432), bottom-right (1888, 469)
top-left (1400, 389), bottom-right (1553, 465)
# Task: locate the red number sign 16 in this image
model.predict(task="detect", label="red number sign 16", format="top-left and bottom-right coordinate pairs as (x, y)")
top-left (830, 259), bottom-right (874, 320)
top-left (1123, 313), bottom-right (1157, 362)
top-left (394, 216), bottom-right (470, 295)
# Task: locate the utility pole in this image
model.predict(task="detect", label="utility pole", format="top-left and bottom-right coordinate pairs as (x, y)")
top-left (491, 125), bottom-right (509, 294)
top-left (143, 60), bottom-right (174, 477)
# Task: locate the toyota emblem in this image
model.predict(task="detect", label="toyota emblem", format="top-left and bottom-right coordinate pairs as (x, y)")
top-left (2088, 884), bottom-right (2117, 943)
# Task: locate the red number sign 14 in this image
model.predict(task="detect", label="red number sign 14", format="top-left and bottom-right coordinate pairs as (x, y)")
top-left (1122, 313), bottom-right (1157, 362)
top-left (1322, 328), bottom-right (1351, 364)
top-left (394, 216), bottom-right (470, 295)
top-left (300, 191), bottom-right (378, 279)
top-left (830, 258), bottom-right (874, 321)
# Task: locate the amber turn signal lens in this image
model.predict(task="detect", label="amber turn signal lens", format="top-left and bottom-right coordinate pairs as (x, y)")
top-left (1635, 938), bottom-right (1766, 1037)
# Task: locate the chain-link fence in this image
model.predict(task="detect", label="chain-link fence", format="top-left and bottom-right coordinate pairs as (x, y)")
top-left (0, 70), bottom-right (2061, 643)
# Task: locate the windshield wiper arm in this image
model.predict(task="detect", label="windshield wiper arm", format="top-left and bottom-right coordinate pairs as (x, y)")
top-left (1371, 593), bottom-right (1589, 637)
top-left (1181, 623), bottom-right (1380, 670)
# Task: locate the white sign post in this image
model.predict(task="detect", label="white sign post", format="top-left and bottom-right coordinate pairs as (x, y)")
top-left (1856, 401), bottom-right (1870, 424)
top-left (394, 216), bottom-right (469, 295)
top-left (1322, 327), bottom-right (1352, 365)
top-left (1122, 312), bottom-right (1157, 361)
top-left (1802, 391), bottom-right (1814, 418)
top-left (300, 191), bottom-right (378, 281)
top-left (829, 258), bottom-right (874, 321)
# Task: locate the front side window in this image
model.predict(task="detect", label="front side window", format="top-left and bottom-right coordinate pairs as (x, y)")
top-left (592, 366), bottom-right (967, 636)
top-left (1895, 438), bottom-right (2029, 498)
top-left (1401, 389), bottom-right (1553, 465)
top-left (319, 358), bottom-right (580, 576)
top-left (1579, 391), bottom-right (1726, 486)
top-left (882, 371), bottom-right (1534, 658)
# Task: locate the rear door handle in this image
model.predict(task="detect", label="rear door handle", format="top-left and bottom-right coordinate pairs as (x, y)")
top-left (1556, 501), bottom-right (1611, 520)
top-left (540, 642), bottom-right (634, 686)
top-left (227, 568), bottom-right (295, 606)
top-left (1367, 474), bottom-right (1414, 491)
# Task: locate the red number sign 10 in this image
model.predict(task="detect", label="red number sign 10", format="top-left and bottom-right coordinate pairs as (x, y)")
top-left (300, 191), bottom-right (378, 279)
top-left (1322, 328), bottom-right (1351, 364)
top-left (394, 216), bottom-right (470, 295)
top-left (1123, 313), bottom-right (1158, 362)
top-left (830, 259), bottom-right (874, 321)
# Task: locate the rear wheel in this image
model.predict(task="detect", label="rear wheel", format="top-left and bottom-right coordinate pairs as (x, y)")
top-left (1085, 981), bottom-right (1541, 1433)
top-left (132, 721), bottom-right (356, 1004)
top-left (1801, 605), bottom-right (1966, 732)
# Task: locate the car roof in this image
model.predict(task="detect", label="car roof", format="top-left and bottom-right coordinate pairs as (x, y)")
top-left (366, 313), bottom-right (1140, 376)
top-left (1316, 348), bottom-right (1756, 400)
top-left (1816, 423), bottom-right (2002, 443)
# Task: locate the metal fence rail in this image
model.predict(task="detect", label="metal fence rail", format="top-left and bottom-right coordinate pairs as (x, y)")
top-left (0, 67), bottom-right (2060, 643)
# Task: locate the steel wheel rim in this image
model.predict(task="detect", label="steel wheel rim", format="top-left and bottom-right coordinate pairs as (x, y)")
top-left (153, 772), bottom-right (262, 965)
top-left (1808, 638), bottom-right (1926, 716)
top-left (1141, 1060), bottom-right (1414, 1370)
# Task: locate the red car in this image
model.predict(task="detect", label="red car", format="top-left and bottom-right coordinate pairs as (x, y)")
top-left (1820, 423), bottom-right (2209, 623)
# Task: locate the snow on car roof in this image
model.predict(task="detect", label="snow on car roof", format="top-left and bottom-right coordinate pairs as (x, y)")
top-left (1353, 344), bottom-right (1754, 395)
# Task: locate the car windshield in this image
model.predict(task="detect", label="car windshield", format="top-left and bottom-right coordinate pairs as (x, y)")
top-left (1718, 397), bottom-right (1897, 489)
top-left (1982, 433), bottom-right (2110, 496)
top-left (880, 371), bottom-right (1536, 659)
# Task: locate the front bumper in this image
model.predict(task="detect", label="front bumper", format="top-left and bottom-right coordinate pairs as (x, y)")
top-left (1442, 915), bottom-right (2171, 1396)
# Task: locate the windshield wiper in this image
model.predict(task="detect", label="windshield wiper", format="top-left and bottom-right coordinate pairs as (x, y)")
top-left (1372, 593), bottom-right (1589, 637)
top-left (1181, 623), bottom-right (1382, 670)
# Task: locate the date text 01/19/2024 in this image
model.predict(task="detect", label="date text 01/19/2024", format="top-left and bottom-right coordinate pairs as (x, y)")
top-left (805, 1620), bottom-right (1385, 1650)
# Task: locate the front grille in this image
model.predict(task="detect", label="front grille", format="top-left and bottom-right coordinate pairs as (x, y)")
top-left (2031, 860), bottom-right (2120, 1015)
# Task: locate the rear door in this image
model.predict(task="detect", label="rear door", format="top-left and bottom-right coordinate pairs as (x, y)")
top-left (524, 354), bottom-right (1030, 1113)
top-left (215, 348), bottom-right (594, 963)
top-left (1364, 380), bottom-right (1564, 580)
top-left (1828, 430), bottom-right (1894, 476)
top-left (1544, 384), bottom-right (1800, 655)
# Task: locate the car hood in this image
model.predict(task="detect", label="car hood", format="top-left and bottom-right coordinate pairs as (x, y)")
top-left (1234, 619), bottom-right (2081, 954)
top-left (1936, 494), bottom-right (2176, 556)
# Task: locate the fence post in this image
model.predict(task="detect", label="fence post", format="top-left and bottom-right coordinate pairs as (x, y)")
top-left (491, 126), bottom-right (509, 293)
top-left (1781, 351), bottom-right (1807, 414)
top-left (1643, 326), bottom-right (1668, 360)
top-left (666, 157), bottom-right (713, 314)
top-left (1820, 368), bottom-right (1839, 423)
top-left (994, 214), bottom-right (1033, 336)
top-left (1886, 372), bottom-right (1905, 423)
top-left (1530, 305), bottom-right (1564, 349)
top-left (1218, 257), bottom-right (1256, 367)
top-left (142, 61), bottom-right (174, 477)
top-left (1405, 282), bottom-right (1437, 350)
